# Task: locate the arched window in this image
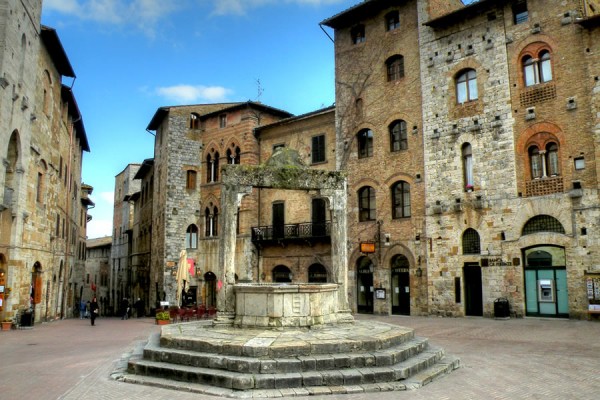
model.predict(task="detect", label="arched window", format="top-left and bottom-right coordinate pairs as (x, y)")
top-left (462, 143), bottom-right (473, 190)
top-left (389, 120), bottom-right (407, 151)
top-left (386, 55), bottom-right (404, 82)
top-left (529, 145), bottom-right (542, 179)
top-left (391, 254), bottom-right (409, 269)
top-left (522, 215), bottom-right (565, 235)
top-left (308, 264), bottom-right (328, 283)
top-left (456, 69), bottom-right (478, 104)
top-left (351, 25), bottom-right (365, 44)
top-left (358, 186), bottom-right (376, 222)
top-left (272, 265), bottom-right (292, 283)
top-left (357, 129), bottom-right (373, 158)
top-left (546, 143), bottom-right (559, 176)
top-left (185, 225), bottom-right (198, 249)
top-left (391, 181), bottom-right (410, 218)
top-left (226, 146), bottom-right (241, 165)
top-left (206, 150), bottom-right (219, 183)
top-left (523, 50), bottom-right (553, 86)
top-left (205, 206), bottom-right (218, 237)
top-left (462, 228), bottom-right (481, 254)
top-left (528, 141), bottom-right (560, 179)
top-left (385, 10), bottom-right (400, 31)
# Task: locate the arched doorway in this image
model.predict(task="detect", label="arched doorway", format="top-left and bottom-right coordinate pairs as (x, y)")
top-left (308, 263), bottom-right (328, 283)
top-left (203, 271), bottom-right (217, 307)
top-left (523, 246), bottom-right (568, 317)
top-left (391, 255), bottom-right (410, 315)
top-left (356, 256), bottom-right (374, 313)
top-left (272, 265), bottom-right (292, 283)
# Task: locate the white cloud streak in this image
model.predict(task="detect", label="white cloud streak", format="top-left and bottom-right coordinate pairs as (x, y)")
top-left (211, 0), bottom-right (347, 16)
top-left (155, 85), bottom-right (233, 103)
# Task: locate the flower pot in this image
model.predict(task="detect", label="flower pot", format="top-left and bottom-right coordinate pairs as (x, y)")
top-left (156, 319), bottom-right (170, 325)
top-left (1, 321), bottom-right (12, 331)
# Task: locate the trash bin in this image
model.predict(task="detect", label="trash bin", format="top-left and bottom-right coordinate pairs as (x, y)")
top-left (494, 298), bottom-right (510, 319)
top-left (20, 311), bottom-right (34, 327)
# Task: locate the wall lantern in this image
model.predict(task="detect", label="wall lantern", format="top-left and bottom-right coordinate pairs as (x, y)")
top-left (416, 267), bottom-right (423, 277)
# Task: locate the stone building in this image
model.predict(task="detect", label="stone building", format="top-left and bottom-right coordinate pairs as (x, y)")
top-left (110, 164), bottom-right (140, 315)
top-left (119, 0), bottom-right (600, 321)
top-left (322, 0), bottom-right (600, 319)
top-left (0, 0), bottom-right (91, 324)
top-left (84, 236), bottom-right (111, 315)
top-left (145, 102), bottom-right (293, 309)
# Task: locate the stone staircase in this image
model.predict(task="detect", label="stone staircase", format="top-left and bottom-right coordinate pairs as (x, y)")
top-left (121, 320), bottom-right (459, 397)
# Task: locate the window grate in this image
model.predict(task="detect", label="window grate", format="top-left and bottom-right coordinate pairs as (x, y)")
top-left (462, 228), bottom-right (480, 254)
top-left (519, 84), bottom-right (556, 108)
top-left (522, 215), bottom-right (565, 235)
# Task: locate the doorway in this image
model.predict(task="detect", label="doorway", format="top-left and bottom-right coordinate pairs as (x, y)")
top-left (203, 271), bottom-right (217, 307)
top-left (523, 246), bottom-right (568, 317)
top-left (463, 263), bottom-right (483, 316)
top-left (357, 256), bottom-right (374, 313)
top-left (391, 255), bottom-right (410, 315)
top-left (272, 202), bottom-right (285, 239)
top-left (311, 198), bottom-right (327, 237)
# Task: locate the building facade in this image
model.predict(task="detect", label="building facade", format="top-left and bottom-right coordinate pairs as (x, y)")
top-left (84, 236), bottom-right (111, 315)
top-left (0, 0), bottom-right (91, 324)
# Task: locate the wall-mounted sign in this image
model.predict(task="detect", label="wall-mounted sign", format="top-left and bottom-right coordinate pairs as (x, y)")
top-left (360, 242), bottom-right (375, 253)
top-left (375, 288), bottom-right (386, 299)
top-left (481, 258), bottom-right (512, 267)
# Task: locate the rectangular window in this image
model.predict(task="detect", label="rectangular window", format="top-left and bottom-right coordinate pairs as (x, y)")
top-left (513, 0), bottom-right (528, 24)
top-left (311, 135), bottom-right (326, 164)
top-left (219, 114), bottom-right (227, 128)
top-left (36, 173), bottom-right (43, 202)
top-left (574, 157), bottom-right (585, 170)
top-left (186, 170), bottom-right (197, 189)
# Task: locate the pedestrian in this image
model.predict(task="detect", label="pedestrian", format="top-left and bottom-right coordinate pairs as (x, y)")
top-left (90, 297), bottom-right (99, 326)
top-left (80, 300), bottom-right (86, 319)
top-left (135, 298), bottom-right (144, 318)
top-left (85, 301), bottom-right (90, 318)
top-left (121, 298), bottom-right (129, 320)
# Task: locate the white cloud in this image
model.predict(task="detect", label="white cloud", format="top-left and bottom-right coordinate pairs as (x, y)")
top-left (156, 85), bottom-right (233, 103)
top-left (100, 191), bottom-right (114, 204)
top-left (210, 0), bottom-right (347, 16)
top-left (43, 0), bottom-right (178, 35)
top-left (86, 218), bottom-right (113, 239)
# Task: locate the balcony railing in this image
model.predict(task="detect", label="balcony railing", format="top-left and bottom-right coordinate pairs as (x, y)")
top-left (251, 222), bottom-right (331, 243)
top-left (525, 176), bottom-right (564, 197)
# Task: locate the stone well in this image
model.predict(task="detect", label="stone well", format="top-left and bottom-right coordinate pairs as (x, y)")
top-left (233, 283), bottom-right (341, 328)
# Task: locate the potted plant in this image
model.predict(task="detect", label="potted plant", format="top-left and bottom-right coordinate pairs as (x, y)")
top-left (465, 184), bottom-right (474, 192)
top-left (1, 318), bottom-right (12, 331)
top-left (155, 310), bottom-right (170, 325)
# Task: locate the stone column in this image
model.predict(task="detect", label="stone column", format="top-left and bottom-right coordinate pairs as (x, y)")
top-left (215, 183), bottom-right (251, 325)
top-left (323, 183), bottom-right (354, 324)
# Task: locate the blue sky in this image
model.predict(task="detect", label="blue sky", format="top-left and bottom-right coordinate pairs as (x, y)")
top-left (41, 0), bottom-right (473, 239)
top-left (41, 0), bottom-right (357, 239)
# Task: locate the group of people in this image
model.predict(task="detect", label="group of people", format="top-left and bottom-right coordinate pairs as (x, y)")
top-left (79, 298), bottom-right (99, 326)
top-left (79, 297), bottom-right (145, 326)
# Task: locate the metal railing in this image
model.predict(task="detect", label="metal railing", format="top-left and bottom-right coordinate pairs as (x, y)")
top-left (251, 222), bottom-right (331, 242)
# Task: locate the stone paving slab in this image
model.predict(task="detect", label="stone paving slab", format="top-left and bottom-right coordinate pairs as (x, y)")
top-left (1, 315), bottom-right (600, 399)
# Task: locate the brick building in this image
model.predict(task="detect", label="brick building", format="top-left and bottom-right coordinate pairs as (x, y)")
top-left (84, 236), bottom-right (111, 315)
top-left (0, 0), bottom-right (92, 324)
top-left (322, 0), bottom-right (600, 319)
top-left (118, 0), bottom-right (600, 320)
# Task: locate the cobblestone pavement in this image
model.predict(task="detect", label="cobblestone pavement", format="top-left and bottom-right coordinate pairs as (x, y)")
top-left (0, 314), bottom-right (598, 400)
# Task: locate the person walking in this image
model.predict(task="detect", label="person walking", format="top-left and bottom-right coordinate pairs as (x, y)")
top-left (121, 298), bottom-right (130, 320)
top-left (90, 297), bottom-right (99, 326)
top-left (79, 300), bottom-right (86, 319)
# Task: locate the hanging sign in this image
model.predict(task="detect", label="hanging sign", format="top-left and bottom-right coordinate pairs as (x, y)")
top-left (360, 242), bottom-right (375, 253)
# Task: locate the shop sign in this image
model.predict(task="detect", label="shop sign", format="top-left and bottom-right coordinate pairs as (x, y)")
top-left (360, 242), bottom-right (375, 253)
top-left (481, 258), bottom-right (512, 267)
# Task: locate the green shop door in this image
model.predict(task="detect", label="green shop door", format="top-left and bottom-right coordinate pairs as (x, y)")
top-left (524, 247), bottom-right (569, 318)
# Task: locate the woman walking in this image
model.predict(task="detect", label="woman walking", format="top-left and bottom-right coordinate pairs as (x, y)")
top-left (90, 297), bottom-right (99, 326)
